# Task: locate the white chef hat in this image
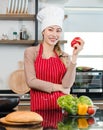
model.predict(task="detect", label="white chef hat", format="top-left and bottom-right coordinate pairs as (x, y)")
top-left (37, 6), bottom-right (64, 32)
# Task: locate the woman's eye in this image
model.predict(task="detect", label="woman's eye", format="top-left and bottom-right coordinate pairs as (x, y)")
top-left (57, 30), bottom-right (61, 32)
top-left (57, 28), bottom-right (62, 32)
top-left (48, 29), bottom-right (53, 31)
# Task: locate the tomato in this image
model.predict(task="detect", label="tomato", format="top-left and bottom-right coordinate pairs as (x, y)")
top-left (87, 117), bottom-right (95, 125)
top-left (71, 37), bottom-right (81, 47)
top-left (87, 107), bottom-right (95, 115)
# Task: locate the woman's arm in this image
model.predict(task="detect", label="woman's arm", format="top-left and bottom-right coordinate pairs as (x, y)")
top-left (61, 38), bottom-right (85, 89)
top-left (24, 46), bottom-right (55, 93)
top-left (24, 47), bottom-right (72, 94)
top-left (61, 55), bottom-right (76, 89)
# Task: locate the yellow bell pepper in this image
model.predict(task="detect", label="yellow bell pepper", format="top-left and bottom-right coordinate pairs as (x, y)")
top-left (78, 118), bottom-right (88, 128)
top-left (78, 103), bottom-right (88, 115)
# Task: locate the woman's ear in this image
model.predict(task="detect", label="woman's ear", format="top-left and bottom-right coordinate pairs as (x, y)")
top-left (42, 31), bottom-right (44, 39)
top-left (42, 31), bottom-right (44, 36)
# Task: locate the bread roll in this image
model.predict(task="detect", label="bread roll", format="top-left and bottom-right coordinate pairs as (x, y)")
top-left (0, 117), bottom-right (41, 125)
top-left (5, 111), bottom-right (43, 123)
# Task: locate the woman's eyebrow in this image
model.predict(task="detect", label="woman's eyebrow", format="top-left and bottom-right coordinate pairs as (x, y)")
top-left (48, 26), bottom-right (61, 29)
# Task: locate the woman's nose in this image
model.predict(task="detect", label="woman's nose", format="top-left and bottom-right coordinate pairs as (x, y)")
top-left (52, 31), bottom-right (58, 37)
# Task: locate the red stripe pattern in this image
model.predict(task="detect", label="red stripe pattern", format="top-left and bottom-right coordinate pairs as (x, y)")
top-left (36, 110), bottom-right (63, 128)
top-left (31, 44), bottom-right (66, 111)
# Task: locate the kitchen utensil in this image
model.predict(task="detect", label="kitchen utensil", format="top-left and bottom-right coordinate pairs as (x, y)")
top-left (76, 66), bottom-right (93, 72)
top-left (8, 61), bottom-right (30, 94)
top-left (0, 96), bottom-right (20, 111)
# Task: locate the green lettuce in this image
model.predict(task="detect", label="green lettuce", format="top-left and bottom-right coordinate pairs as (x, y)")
top-left (78, 96), bottom-right (93, 106)
top-left (57, 94), bottom-right (93, 115)
top-left (57, 95), bottom-right (79, 115)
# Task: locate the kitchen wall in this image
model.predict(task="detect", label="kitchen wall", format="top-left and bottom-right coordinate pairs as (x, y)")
top-left (0, 0), bottom-right (103, 90)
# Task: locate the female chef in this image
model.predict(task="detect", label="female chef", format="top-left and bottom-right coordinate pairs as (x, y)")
top-left (24, 6), bottom-right (84, 111)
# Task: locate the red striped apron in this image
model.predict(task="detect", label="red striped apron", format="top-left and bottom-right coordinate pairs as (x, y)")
top-left (30, 44), bottom-right (66, 111)
top-left (36, 110), bottom-right (62, 128)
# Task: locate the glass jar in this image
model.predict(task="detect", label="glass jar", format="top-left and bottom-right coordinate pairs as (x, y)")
top-left (20, 25), bottom-right (29, 40)
top-left (13, 32), bottom-right (17, 40)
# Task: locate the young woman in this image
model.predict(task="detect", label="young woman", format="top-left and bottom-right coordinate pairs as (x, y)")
top-left (24, 6), bottom-right (84, 111)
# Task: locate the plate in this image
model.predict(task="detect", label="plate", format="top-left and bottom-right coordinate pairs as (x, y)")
top-left (8, 0), bottom-right (12, 13)
top-left (18, 0), bottom-right (22, 13)
top-left (11, 0), bottom-right (15, 13)
top-left (21, 0), bottom-right (25, 13)
top-left (24, 0), bottom-right (28, 14)
top-left (14, 0), bottom-right (18, 13)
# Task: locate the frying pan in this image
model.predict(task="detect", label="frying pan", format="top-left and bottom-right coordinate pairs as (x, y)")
top-left (0, 96), bottom-right (20, 111)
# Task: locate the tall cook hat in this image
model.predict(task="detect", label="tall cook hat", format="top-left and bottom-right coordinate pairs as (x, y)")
top-left (37, 6), bottom-right (64, 32)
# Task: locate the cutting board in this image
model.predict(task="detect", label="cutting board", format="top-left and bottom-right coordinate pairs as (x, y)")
top-left (8, 61), bottom-right (30, 94)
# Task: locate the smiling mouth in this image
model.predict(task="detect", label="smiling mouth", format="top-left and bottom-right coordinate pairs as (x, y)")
top-left (50, 38), bottom-right (58, 42)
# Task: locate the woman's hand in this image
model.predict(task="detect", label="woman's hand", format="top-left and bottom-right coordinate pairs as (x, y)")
top-left (60, 87), bottom-right (70, 94)
top-left (72, 37), bottom-right (84, 55)
top-left (52, 84), bottom-right (70, 94)
top-left (71, 37), bottom-right (85, 64)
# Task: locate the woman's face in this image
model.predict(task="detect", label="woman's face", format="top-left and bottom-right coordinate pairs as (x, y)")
top-left (42, 25), bottom-right (62, 46)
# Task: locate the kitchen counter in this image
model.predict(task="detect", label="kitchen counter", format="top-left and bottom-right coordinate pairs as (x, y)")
top-left (0, 93), bottom-right (103, 129)
top-left (0, 108), bottom-right (103, 130)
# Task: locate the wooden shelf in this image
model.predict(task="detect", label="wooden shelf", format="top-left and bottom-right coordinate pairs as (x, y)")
top-left (38, 40), bottom-right (67, 44)
top-left (59, 40), bottom-right (67, 44)
top-left (0, 40), bottom-right (67, 45)
top-left (0, 14), bottom-right (35, 20)
top-left (0, 40), bottom-right (35, 45)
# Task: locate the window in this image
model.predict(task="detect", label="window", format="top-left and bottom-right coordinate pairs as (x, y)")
top-left (64, 32), bottom-right (103, 70)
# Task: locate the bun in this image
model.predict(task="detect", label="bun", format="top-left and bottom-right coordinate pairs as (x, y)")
top-left (0, 117), bottom-right (41, 125)
top-left (5, 111), bottom-right (43, 123)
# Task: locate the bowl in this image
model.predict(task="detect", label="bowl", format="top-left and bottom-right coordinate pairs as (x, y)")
top-left (62, 105), bottom-right (99, 117)
top-left (0, 96), bottom-right (20, 111)
top-left (58, 116), bottom-right (96, 129)
top-left (87, 105), bottom-right (99, 116)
